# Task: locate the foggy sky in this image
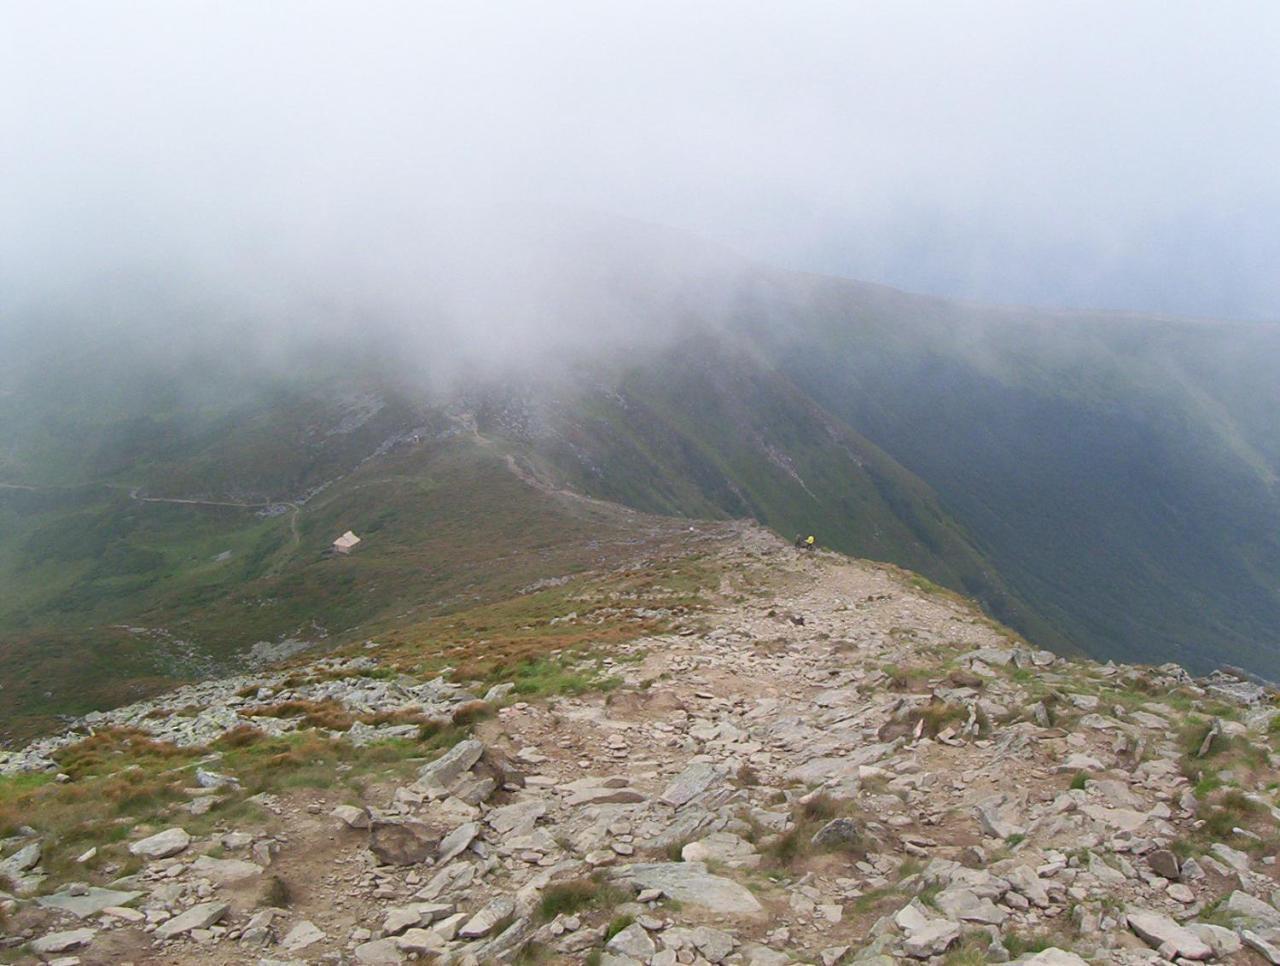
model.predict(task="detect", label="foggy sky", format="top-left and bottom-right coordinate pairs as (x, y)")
top-left (4, 0), bottom-right (1280, 335)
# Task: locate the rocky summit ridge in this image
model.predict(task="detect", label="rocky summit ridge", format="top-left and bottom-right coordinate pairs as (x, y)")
top-left (2, 525), bottom-right (1279, 965)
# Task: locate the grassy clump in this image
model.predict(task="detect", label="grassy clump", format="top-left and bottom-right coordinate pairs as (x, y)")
top-left (450, 700), bottom-right (495, 726)
top-left (762, 794), bottom-right (868, 868)
top-left (537, 877), bottom-right (629, 922)
top-left (244, 699), bottom-right (355, 731)
top-left (0, 728), bottom-right (202, 880)
top-left (259, 874), bottom-right (292, 908)
top-left (882, 663), bottom-right (932, 692)
top-left (602, 914), bottom-right (635, 942)
top-left (501, 655), bottom-right (622, 699)
top-left (1004, 931), bottom-right (1062, 957)
top-left (911, 700), bottom-right (969, 738)
top-left (941, 930), bottom-right (993, 964)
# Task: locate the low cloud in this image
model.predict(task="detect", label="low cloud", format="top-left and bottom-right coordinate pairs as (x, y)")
top-left (3, 0), bottom-right (1279, 375)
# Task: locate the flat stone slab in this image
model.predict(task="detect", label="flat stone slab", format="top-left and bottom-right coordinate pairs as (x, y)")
top-left (903, 919), bottom-right (960, 958)
top-left (487, 800), bottom-right (546, 835)
top-left (32, 928), bottom-right (96, 954)
top-left (681, 831), bottom-right (760, 868)
top-left (564, 778), bottom-right (647, 806)
top-left (282, 920), bottom-right (327, 952)
top-left (437, 821), bottom-right (479, 864)
top-left (785, 745), bottom-right (893, 784)
top-left (1225, 890), bottom-right (1280, 927)
top-left (129, 827), bottom-right (191, 859)
top-left (1127, 910), bottom-right (1213, 960)
top-left (1018, 950), bottom-right (1090, 965)
top-left (36, 886), bottom-right (143, 919)
top-left (191, 854), bottom-right (264, 884)
top-left (354, 937), bottom-right (405, 963)
top-left (660, 761), bottom-right (721, 807)
top-left (156, 901), bottom-right (228, 939)
top-left (459, 895), bottom-right (516, 939)
top-left (935, 886), bottom-right (1008, 925)
top-left (417, 739), bottom-right (484, 793)
top-left (612, 862), bottom-right (764, 917)
top-left (0, 840), bottom-right (42, 876)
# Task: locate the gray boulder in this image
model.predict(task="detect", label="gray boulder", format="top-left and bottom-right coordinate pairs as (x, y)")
top-left (128, 827), bottom-right (191, 859)
top-left (156, 901), bottom-right (229, 939)
top-left (612, 863), bottom-right (764, 917)
top-left (416, 739), bottom-right (484, 794)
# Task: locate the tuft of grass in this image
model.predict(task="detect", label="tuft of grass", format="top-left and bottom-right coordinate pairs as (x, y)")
top-left (537, 878), bottom-right (629, 923)
top-left (450, 700), bottom-right (494, 726)
top-left (515, 941), bottom-right (554, 964)
top-left (259, 874), bottom-right (292, 908)
top-left (1069, 771), bottom-right (1090, 791)
top-left (602, 914), bottom-right (634, 943)
top-left (800, 793), bottom-right (840, 822)
top-left (501, 655), bottom-right (622, 699)
top-left (214, 724), bottom-right (266, 749)
top-left (942, 930), bottom-right (992, 965)
top-left (912, 700), bottom-right (968, 738)
top-left (883, 663), bottom-right (932, 692)
top-left (762, 797), bottom-right (868, 868)
top-left (1004, 931), bottom-right (1060, 957)
top-left (1199, 790), bottom-right (1263, 841)
top-left (244, 699), bottom-right (355, 732)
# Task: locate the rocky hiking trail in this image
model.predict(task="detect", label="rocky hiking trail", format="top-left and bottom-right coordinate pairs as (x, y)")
top-left (3, 526), bottom-right (1280, 965)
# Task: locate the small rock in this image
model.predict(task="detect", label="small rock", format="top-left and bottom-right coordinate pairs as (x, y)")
top-left (458, 895), bottom-right (515, 939)
top-left (1126, 910), bottom-right (1212, 960)
top-left (811, 818), bottom-right (862, 850)
top-left (156, 901), bottom-right (229, 939)
top-left (607, 922), bottom-right (657, 959)
top-left (281, 920), bottom-right (326, 952)
top-left (31, 930), bottom-right (96, 955)
top-left (1147, 848), bottom-right (1179, 880)
top-left (332, 804), bottom-right (370, 829)
top-left (436, 821), bottom-right (479, 864)
top-left (353, 937), bottom-right (404, 964)
top-left (903, 919), bottom-right (960, 958)
top-left (127, 827), bottom-right (190, 859)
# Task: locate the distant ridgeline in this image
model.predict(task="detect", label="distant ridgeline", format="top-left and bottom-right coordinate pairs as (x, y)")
top-left (2, 229), bottom-right (1279, 737)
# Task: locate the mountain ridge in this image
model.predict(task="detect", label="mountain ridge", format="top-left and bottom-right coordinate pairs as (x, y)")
top-left (1, 526), bottom-right (1278, 964)
top-left (2, 221), bottom-right (1278, 735)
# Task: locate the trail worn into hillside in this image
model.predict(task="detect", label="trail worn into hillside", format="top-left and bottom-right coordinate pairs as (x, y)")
top-left (3, 528), bottom-right (1279, 964)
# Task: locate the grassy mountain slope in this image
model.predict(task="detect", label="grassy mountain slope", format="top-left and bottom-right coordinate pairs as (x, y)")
top-left (0, 429), bottom-right (700, 741)
top-left (3, 218), bottom-right (1279, 737)
top-left (497, 337), bottom-right (1061, 650)
top-left (750, 273), bottom-right (1280, 674)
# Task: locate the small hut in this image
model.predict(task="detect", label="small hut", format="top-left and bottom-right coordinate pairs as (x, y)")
top-left (332, 530), bottom-right (362, 555)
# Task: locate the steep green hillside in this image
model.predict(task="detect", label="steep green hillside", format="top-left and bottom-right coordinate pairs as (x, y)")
top-left (0, 432), bottom-right (700, 741)
top-left (497, 338), bottom-right (1061, 650)
top-left (749, 274), bottom-right (1280, 675)
top-left (3, 221), bottom-right (1279, 736)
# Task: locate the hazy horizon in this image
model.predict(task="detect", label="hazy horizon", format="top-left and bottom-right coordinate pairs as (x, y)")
top-left (4, 1), bottom-right (1280, 336)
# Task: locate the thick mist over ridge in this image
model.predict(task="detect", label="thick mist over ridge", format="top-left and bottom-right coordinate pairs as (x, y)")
top-left (4, 0), bottom-right (1280, 341)
top-left (0, 207), bottom-right (763, 391)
